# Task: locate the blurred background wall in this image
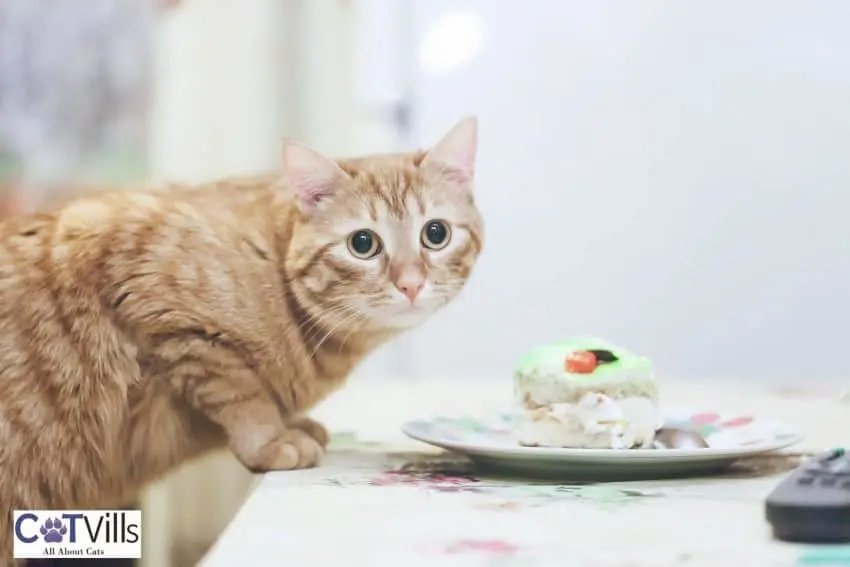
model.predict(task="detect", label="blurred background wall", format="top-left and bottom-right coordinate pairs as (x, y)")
top-left (2, 0), bottom-right (849, 564)
top-left (153, 0), bottom-right (847, 389)
top-left (400, 0), bottom-right (850, 385)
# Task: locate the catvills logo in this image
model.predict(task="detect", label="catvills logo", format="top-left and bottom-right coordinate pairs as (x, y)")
top-left (13, 510), bottom-right (141, 559)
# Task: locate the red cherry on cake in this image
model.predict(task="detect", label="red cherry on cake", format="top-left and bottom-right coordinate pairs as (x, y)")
top-left (564, 350), bottom-right (597, 374)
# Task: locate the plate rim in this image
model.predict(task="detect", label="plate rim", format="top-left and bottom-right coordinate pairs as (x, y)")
top-left (400, 411), bottom-right (804, 461)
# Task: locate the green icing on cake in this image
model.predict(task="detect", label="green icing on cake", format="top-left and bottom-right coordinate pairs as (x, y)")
top-left (515, 337), bottom-right (652, 377)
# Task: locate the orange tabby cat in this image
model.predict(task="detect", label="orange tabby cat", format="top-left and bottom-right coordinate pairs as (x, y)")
top-left (0, 117), bottom-right (483, 563)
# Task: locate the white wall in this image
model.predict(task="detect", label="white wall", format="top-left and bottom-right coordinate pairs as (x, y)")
top-left (150, 0), bottom-right (292, 183)
top-left (400, 0), bottom-right (850, 383)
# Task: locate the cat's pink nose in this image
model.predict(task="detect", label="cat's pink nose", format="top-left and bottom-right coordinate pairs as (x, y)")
top-left (395, 276), bottom-right (424, 303)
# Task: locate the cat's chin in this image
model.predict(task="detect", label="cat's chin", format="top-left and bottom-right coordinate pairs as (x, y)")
top-left (372, 306), bottom-right (436, 331)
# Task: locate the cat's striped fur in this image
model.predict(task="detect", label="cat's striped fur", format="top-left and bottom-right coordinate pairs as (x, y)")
top-left (0, 118), bottom-right (483, 564)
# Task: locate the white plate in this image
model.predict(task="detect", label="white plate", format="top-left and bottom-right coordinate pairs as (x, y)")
top-left (401, 409), bottom-right (803, 480)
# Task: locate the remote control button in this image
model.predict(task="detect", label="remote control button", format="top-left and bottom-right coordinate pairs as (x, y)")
top-left (822, 448), bottom-right (845, 461)
top-left (798, 476), bottom-right (815, 486)
top-left (842, 480), bottom-right (850, 490)
top-left (805, 450), bottom-right (847, 472)
top-left (821, 477), bottom-right (837, 487)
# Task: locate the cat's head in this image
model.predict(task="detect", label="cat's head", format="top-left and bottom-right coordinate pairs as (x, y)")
top-left (284, 117), bottom-right (483, 334)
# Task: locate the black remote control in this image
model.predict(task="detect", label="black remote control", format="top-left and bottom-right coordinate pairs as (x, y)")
top-left (765, 448), bottom-right (850, 543)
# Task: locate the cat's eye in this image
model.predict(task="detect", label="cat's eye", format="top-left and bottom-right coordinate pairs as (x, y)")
top-left (347, 229), bottom-right (382, 259)
top-left (421, 220), bottom-right (451, 250)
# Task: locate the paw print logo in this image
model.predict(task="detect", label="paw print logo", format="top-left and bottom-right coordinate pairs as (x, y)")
top-left (39, 518), bottom-right (67, 543)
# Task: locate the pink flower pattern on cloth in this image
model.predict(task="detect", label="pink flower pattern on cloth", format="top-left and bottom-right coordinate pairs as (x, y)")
top-left (444, 539), bottom-right (520, 556)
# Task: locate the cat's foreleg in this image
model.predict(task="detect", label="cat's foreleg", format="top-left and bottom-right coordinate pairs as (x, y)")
top-left (207, 396), bottom-right (323, 472)
top-left (179, 365), bottom-right (324, 472)
top-left (286, 415), bottom-right (330, 448)
top-left (232, 416), bottom-right (324, 472)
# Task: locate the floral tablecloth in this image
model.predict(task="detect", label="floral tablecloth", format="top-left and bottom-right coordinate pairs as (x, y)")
top-left (200, 379), bottom-right (850, 567)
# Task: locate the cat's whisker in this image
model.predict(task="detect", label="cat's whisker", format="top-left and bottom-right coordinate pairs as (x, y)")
top-left (308, 310), bottom-right (362, 359)
top-left (302, 301), bottom-right (358, 329)
top-left (294, 306), bottom-right (339, 335)
top-left (285, 304), bottom-right (348, 346)
top-left (296, 300), bottom-right (352, 324)
top-left (298, 304), bottom-right (356, 344)
top-left (324, 292), bottom-right (386, 303)
top-left (285, 298), bottom-right (365, 351)
top-left (336, 314), bottom-right (368, 355)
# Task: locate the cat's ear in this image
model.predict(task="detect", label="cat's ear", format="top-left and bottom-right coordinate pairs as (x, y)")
top-left (282, 140), bottom-right (351, 213)
top-left (421, 116), bottom-right (478, 187)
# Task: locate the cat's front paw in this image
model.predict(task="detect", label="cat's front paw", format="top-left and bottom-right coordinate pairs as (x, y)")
top-left (288, 416), bottom-right (330, 448)
top-left (234, 429), bottom-right (324, 472)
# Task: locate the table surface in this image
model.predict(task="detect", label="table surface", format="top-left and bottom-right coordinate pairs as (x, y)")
top-left (200, 379), bottom-right (849, 567)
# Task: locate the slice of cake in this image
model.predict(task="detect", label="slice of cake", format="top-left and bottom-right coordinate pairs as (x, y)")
top-left (513, 338), bottom-right (663, 449)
